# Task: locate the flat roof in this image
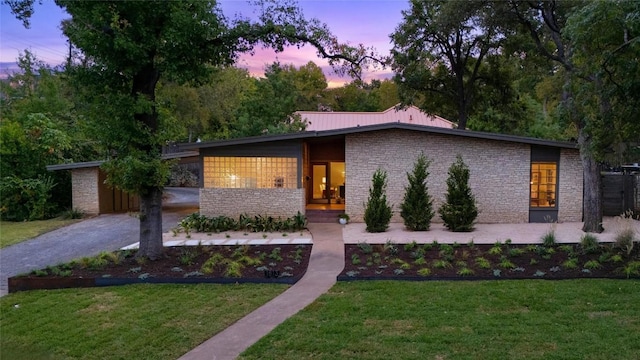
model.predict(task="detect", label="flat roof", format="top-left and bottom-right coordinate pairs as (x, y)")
top-left (180, 123), bottom-right (578, 150)
top-left (46, 151), bottom-right (199, 171)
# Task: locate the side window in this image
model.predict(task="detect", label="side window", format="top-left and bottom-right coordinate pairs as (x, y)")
top-left (530, 162), bottom-right (557, 208)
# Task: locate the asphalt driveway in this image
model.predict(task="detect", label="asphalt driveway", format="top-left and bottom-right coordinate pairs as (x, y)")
top-left (0, 187), bottom-right (198, 297)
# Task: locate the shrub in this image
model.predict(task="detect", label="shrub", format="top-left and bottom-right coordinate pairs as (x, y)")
top-left (363, 168), bottom-right (393, 233)
top-left (615, 228), bottom-right (637, 256)
top-left (438, 155), bottom-right (478, 232)
top-left (0, 175), bottom-right (57, 221)
top-left (580, 233), bottom-right (600, 254)
top-left (400, 153), bottom-right (434, 231)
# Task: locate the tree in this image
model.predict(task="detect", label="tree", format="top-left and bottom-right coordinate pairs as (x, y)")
top-left (363, 168), bottom-right (393, 233)
top-left (507, 0), bottom-right (640, 232)
top-left (400, 153), bottom-right (434, 231)
top-left (438, 155), bottom-right (478, 232)
top-left (8, 0), bottom-right (375, 259)
top-left (390, 0), bottom-right (510, 129)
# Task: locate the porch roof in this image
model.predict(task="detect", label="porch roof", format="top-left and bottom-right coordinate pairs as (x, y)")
top-left (180, 123), bottom-right (578, 150)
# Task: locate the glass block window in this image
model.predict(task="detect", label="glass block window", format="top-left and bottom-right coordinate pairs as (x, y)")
top-left (203, 157), bottom-right (297, 189)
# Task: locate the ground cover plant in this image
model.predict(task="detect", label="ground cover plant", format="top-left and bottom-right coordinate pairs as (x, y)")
top-left (340, 239), bottom-right (640, 280)
top-left (11, 244), bottom-right (312, 292)
top-left (0, 217), bottom-right (82, 248)
top-left (240, 279), bottom-right (640, 359)
top-left (0, 283), bottom-right (287, 360)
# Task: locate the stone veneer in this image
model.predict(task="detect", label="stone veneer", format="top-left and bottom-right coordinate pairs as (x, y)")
top-left (200, 188), bottom-right (305, 218)
top-left (71, 168), bottom-right (100, 215)
top-left (558, 149), bottom-right (584, 222)
top-left (345, 129), bottom-right (582, 224)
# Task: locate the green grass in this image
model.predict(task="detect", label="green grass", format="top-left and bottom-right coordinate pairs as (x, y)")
top-left (240, 280), bottom-right (640, 359)
top-left (1, 283), bottom-right (287, 360)
top-left (0, 218), bottom-right (82, 248)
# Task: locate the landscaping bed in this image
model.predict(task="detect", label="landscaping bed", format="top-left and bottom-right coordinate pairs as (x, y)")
top-left (338, 241), bottom-right (640, 281)
top-left (9, 244), bottom-right (312, 293)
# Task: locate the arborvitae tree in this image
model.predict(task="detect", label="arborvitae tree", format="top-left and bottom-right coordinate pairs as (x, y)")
top-left (401, 153), bottom-right (434, 231)
top-left (439, 155), bottom-right (478, 232)
top-left (363, 168), bottom-right (393, 233)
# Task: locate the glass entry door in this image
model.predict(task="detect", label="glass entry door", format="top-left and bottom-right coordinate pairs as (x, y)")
top-left (312, 164), bottom-right (328, 202)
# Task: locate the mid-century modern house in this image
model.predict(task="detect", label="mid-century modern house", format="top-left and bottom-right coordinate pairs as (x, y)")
top-left (181, 123), bottom-right (583, 224)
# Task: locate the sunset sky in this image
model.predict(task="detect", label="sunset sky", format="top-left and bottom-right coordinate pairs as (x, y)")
top-left (0, 0), bottom-right (410, 86)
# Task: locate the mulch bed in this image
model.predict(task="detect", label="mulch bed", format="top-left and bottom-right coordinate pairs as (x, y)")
top-left (9, 244), bottom-right (312, 293)
top-left (338, 242), bottom-right (640, 281)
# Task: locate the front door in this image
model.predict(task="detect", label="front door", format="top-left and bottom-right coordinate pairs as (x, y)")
top-left (311, 163), bottom-right (329, 203)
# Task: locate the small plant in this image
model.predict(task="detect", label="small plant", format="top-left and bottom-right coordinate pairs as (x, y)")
top-left (457, 267), bottom-right (474, 276)
top-left (475, 257), bottom-right (491, 269)
top-left (404, 241), bottom-right (418, 251)
top-left (492, 269), bottom-right (501, 277)
top-left (351, 254), bottom-right (361, 265)
top-left (433, 259), bottom-right (452, 269)
top-left (583, 260), bottom-right (602, 270)
top-left (580, 233), bottom-right (600, 254)
top-left (511, 267), bottom-right (525, 272)
top-left (417, 268), bottom-right (432, 276)
top-left (455, 260), bottom-right (468, 268)
top-left (179, 249), bottom-right (197, 266)
top-left (171, 267), bottom-right (184, 272)
top-left (346, 270), bottom-right (360, 277)
top-left (534, 270), bottom-right (546, 277)
top-left (62, 207), bottom-right (84, 219)
top-left (337, 213), bottom-right (350, 224)
top-left (529, 258), bottom-right (538, 265)
top-left (363, 168), bottom-right (393, 233)
top-left (127, 266), bottom-right (142, 273)
top-left (393, 268), bottom-right (405, 275)
top-left (224, 261), bottom-right (244, 277)
top-left (615, 228), bottom-right (637, 256)
top-left (384, 240), bottom-right (399, 256)
top-left (508, 248), bottom-right (525, 257)
top-left (357, 242), bottom-right (373, 254)
top-left (439, 243), bottom-right (454, 255)
top-left (562, 258), bottom-right (579, 269)
top-left (620, 261), bottom-right (640, 278)
top-left (488, 244), bottom-right (503, 256)
top-left (499, 257), bottom-right (516, 269)
top-left (138, 273), bottom-right (151, 280)
top-left (549, 266), bottom-right (561, 272)
top-left (268, 247), bottom-right (283, 262)
top-left (541, 230), bottom-right (557, 247)
top-left (610, 254), bottom-right (624, 263)
top-left (414, 257), bottom-right (427, 266)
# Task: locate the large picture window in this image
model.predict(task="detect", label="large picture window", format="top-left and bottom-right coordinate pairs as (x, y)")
top-left (530, 162), bottom-right (557, 207)
top-left (204, 156), bottom-right (297, 189)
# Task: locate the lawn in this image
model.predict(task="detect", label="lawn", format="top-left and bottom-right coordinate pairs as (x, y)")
top-left (0, 218), bottom-right (82, 248)
top-left (0, 283), bottom-right (287, 360)
top-left (241, 279), bottom-right (640, 359)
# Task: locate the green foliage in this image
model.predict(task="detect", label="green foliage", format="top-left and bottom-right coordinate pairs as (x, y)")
top-left (177, 212), bottom-right (307, 234)
top-left (363, 169), bottom-right (393, 233)
top-left (438, 155), bottom-right (478, 232)
top-left (541, 230), bottom-right (557, 247)
top-left (400, 153), bottom-right (434, 231)
top-left (580, 234), bottom-right (600, 254)
top-left (0, 176), bottom-right (57, 221)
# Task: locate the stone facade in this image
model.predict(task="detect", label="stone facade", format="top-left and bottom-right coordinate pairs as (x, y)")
top-left (346, 129), bottom-right (532, 224)
top-left (200, 188), bottom-right (305, 218)
top-left (558, 149), bottom-right (583, 222)
top-left (71, 168), bottom-right (100, 215)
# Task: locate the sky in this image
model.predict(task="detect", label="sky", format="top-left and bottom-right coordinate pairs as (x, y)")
top-left (0, 0), bottom-right (410, 86)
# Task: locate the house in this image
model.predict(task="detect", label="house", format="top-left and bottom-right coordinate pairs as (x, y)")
top-left (298, 105), bottom-right (455, 131)
top-left (181, 123), bottom-right (583, 224)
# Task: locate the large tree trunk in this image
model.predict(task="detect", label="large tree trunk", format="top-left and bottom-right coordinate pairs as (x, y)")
top-left (578, 129), bottom-right (604, 233)
top-left (136, 186), bottom-right (164, 260)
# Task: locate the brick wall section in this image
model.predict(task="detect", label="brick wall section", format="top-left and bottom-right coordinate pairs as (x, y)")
top-left (558, 149), bottom-right (583, 222)
top-left (71, 168), bottom-right (100, 215)
top-left (345, 129), bottom-right (531, 224)
top-left (200, 188), bottom-right (305, 218)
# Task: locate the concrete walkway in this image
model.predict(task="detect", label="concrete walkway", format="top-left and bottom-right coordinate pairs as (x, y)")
top-left (178, 223), bottom-right (345, 360)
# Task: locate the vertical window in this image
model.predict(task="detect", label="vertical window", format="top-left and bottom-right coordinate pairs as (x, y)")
top-left (530, 162), bottom-right (557, 207)
top-left (203, 157), bottom-right (297, 189)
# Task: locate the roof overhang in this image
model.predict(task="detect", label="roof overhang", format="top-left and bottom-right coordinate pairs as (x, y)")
top-left (180, 123), bottom-right (578, 151)
top-left (46, 151), bottom-right (200, 171)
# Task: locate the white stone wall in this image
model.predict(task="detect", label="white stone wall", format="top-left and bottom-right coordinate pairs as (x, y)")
top-left (71, 168), bottom-right (100, 215)
top-left (345, 130), bottom-right (532, 223)
top-left (200, 188), bottom-right (305, 218)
